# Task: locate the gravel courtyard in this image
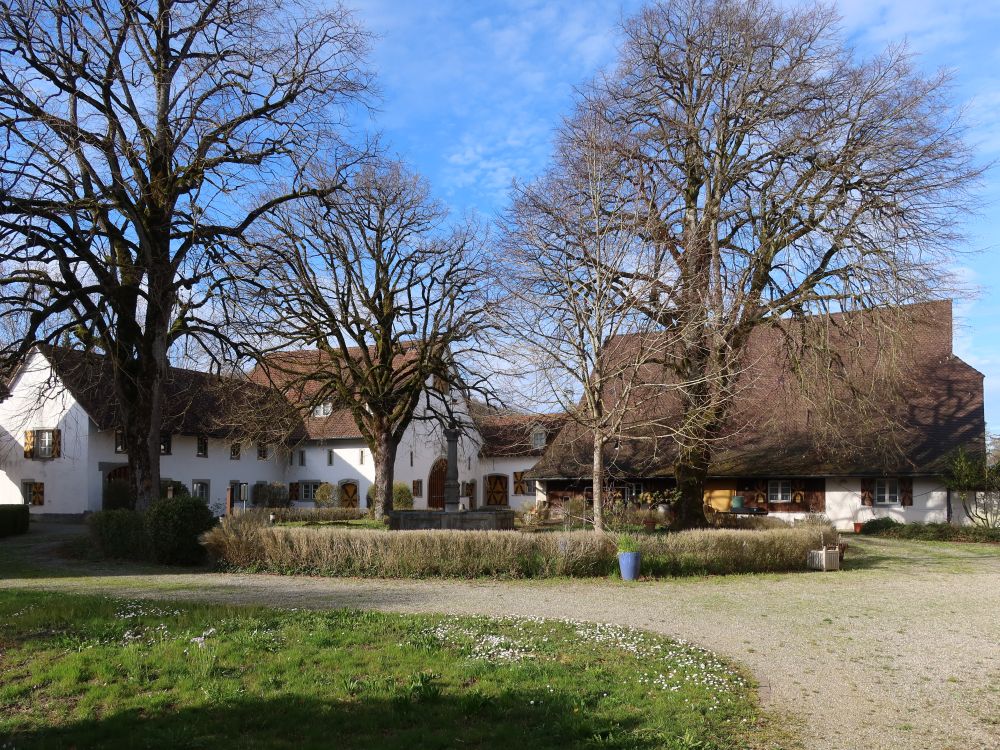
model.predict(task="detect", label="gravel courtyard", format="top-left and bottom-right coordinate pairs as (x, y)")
top-left (2, 526), bottom-right (998, 749)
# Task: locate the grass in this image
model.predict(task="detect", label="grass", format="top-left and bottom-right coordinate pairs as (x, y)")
top-left (0, 589), bottom-right (789, 750)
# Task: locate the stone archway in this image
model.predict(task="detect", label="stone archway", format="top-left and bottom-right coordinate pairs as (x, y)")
top-left (428, 458), bottom-right (447, 509)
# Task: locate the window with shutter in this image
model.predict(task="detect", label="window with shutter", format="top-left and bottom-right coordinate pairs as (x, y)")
top-left (115, 429), bottom-right (127, 454)
top-left (31, 482), bottom-right (44, 506)
top-left (513, 472), bottom-right (527, 495)
top-left (412, 479), bottom-right (423, 497)
top-left (900, 477), bottom-right (914, 507)
top-left (875, 479), bottom-right (899, 505)
top-left (860, 478), bottom-right (875, 507)
top-left (51, 429), bottom-right (61, 458)
top-left (23, 430), bottom-right (34, 459)
top-left (288, 482), bottom-right (299, 502)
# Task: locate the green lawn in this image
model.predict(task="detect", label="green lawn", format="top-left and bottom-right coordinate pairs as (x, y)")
top-left (0, 589), bottom-right (787, 750)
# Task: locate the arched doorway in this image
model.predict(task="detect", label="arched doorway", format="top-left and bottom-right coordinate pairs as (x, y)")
top-left (106, 466), bottom-right (130, 484)
top-left (339, 480), bottom-right (359, 508)
top-left (428, 458), bottom-right (447, 509)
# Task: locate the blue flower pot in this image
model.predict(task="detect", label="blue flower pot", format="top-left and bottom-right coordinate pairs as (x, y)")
top-left (618, 551), bottom-right (641, 581)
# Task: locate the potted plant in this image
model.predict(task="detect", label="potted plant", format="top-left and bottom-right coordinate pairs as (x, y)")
top-left (617, 534), bottom-right (642, 581)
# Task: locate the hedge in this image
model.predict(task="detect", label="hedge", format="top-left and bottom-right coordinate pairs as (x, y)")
top-left (0, 505), bottom-right (30, 537)
top-left (865, 520), bottom-right (999, 544)
top-left (202, 516), bottom-right (836, 578)
top-left (265, 507), bottom-right (367, 523)
top-left (87, 497), bottom-right (217, 565)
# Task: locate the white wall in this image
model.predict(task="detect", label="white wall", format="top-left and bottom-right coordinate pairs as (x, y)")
top-left (772, 476), bottom-right (953, 530)
top-left (0, 350), bottom-right (93, 514)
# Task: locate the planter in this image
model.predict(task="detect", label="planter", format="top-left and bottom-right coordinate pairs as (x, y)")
top-left (642, 518), bottom-right (657, 532)
top-left (807, 547), bottom-right (840, 572)
top-left (618, 551), bottom-right (641, 581)
top-left (853, 522), bottom-right (863, 534)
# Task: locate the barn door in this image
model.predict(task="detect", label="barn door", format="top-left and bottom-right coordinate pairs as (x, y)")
top-left (485, 474), bottom-right (508, 506)
top-left (340, 481), bottom-right (359, 508)
top-left (428, 459), bottom-right (447, 509)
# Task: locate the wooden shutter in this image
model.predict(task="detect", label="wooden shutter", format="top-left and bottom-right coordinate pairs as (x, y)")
top-left (31, 482), bottom-right (44, 506)
top-left (860, 478), bottom-right (875, 507)
top-left (23, 430), bottom-right (34, 459)
top-left (900, 477), bottom-right (913, 507)
top-left (790, 478), bottom-right (806, 505)
top-left (805, 478), bottom-right (826, 512)
top-left (52, 429), bottom-right (62, 458)
top-left (513, 472), bottom-right (526, 495)
top-left (288, 482), bottom-right (299, 502)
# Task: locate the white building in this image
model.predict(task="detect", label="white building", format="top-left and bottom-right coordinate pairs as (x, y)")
top-left (0, 346), bottom-right (549, 516)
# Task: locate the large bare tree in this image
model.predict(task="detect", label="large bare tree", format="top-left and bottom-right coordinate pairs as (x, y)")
top-left (556, 0), bottom-right (981, 527)
top-left (0, 0), bottom-right (372, 508)
top-left (238, 159), bottom-right (491, 518)
top-left (501, 112), bottom-right (677, 531)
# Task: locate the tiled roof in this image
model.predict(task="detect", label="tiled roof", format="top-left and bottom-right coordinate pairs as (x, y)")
top-left (529, 300), bottom-right (985, 479)
top-left (40, 345), bottom-right (303, 442)
top-left (473, 410), bottom-right (567, 458)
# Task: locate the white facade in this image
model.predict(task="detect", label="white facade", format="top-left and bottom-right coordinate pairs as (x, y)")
top-left (0, 348), bottom-right (527, 515)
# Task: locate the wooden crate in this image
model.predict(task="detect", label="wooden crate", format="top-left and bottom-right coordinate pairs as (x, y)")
top-left (807, 547), bottom-right (840, 571)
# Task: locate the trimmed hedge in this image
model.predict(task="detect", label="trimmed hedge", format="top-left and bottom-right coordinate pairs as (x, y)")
top-left (202, 516), bottom-right (836, 578)
top-left (145, 496), bottom-right (217, 565)
top-left (868, 521), bottom-right (999, 544)
top-left (88, 509), bottom-right (148, 560)
top-left (0, 505), bottom-right (30, 537)
top-left (267, 507), bottom-right (367, 523)
top-left (859, 517), bottom-right (903, 535)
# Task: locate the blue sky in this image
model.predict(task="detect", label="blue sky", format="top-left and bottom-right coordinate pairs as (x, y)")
top-left (352, 0), bottom-right (1000, 431)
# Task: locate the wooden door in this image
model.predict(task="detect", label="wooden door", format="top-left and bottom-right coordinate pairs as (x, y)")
top-left (428, 459), bottom-right (447, 509)
top-left (340, 481), bottom-right (359, 508)
top-left (485, 474), bottom-right (508, 506)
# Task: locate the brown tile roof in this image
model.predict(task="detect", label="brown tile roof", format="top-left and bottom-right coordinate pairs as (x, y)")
top-left (473, 410), bottom-right (568, 458)
top-left (40, 345), bottom-right (303, 442)
top-left (248, 347), bottom-right (421, 441)
top-left (529, 300), bottom-right (985, 480)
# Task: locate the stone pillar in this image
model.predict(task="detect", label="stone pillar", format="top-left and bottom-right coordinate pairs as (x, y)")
top-left (444, 426), bottom-right (461, 513)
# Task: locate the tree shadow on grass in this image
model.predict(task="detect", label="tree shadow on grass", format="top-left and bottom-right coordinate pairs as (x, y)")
top-left (4, 691), bottom-right (661, 750)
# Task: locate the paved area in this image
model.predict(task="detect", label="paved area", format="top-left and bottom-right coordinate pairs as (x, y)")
top-left (2, 524), bottom-right (999, 749)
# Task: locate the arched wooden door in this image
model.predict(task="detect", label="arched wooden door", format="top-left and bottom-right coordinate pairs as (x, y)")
top-left (340, 481), bottom-right (359, 508)
top-left (485, 474), bottom-right (508, 506)
top-left (107, 466), bottom-right (130, 484)
top-left (428, 458), bottom-right (447, 509)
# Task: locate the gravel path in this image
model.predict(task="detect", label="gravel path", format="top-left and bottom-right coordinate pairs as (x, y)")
top-left (2, 526), bottom-right (998, 750)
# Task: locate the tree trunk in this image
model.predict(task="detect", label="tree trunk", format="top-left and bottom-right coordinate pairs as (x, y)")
top-left (592, 434), bottom-right (606, 531)
top-left (673, 453), bottom-right (709, 530)
top-left (371, 432), bottom-right (398, 520)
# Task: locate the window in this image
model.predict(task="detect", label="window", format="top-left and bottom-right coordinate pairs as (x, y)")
top-left (359, 449), bottom-right (365, 465)
top-left (230, 443), bottom-right (241, 460)
top-left (22, 481), bottom-right (44, 506)
top-left (160, 434), bottom-right (172, 455)
top-left (257, 443), bottom-right (268, 460)
top-left (300, 481), bottom-right (322, 503)
top-left (525, 479), bottom-right (536, 496)
top-left (114, 429), bottom-right (127, 454)
top-left (412, 479), bottom-right (423, 497)
top-left (768, 479), bottom-right (792, 503)
top-left (530, 427), bottom-right (547, 451)
top-left (21, 481), bottom-right (33, 505)
top-left (513, 472), bottom-right (527, 495)
top-left (299, 450), bottom-right (306, 466)
top-left (289, 450), bottom-right (294, 466)
top-left (410, 451), bottom-right (414, 467)
top-left (36, 430), bottom-right (55, 459)
top-left (876, 478), bottom-right (900, 505)
top-left (312, 401), bottom-right (333, 418)
top-left (196, 435), bottom-right (208, 457)
top-left (192, 481), bottom-right (210, 501)
top-left (327, 449), bottom-right (334, 466)
top-left (467, 456), bottom-right (471, 470)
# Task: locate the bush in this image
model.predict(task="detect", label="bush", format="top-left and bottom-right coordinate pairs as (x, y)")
top-left (160, 479), bottom-right (190, 498)
top-left (860, 517), bottom-right (903, 535)
top-left (145, 496), bottom-right (217, 565)
top-left (202, 519), bottom-right (835, 579)
top-left (267, 507), bottom-right (366, 523)
top-left (365, 482), bottom-right (414, 510)
top-left (102, 480), bottom-right (134, 510)
top-left (315, 482), bottom-right (336, 508)
top-left (0, 505), bottom-right (30, 537)
top-left (88, 509), bottom-right (147, 559)
top-left (252, 482), bottom-right (291, 508)
top-left (874, 522), bottom-right (1000, 544)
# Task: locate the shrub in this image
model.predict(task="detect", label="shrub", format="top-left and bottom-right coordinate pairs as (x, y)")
top-left (267, 507), bottom-right (366, 523)
top-left (0, 505), bottom-right (30, 537)
top-left (160, 479), bottom-right (190, 498)
top-left (88, 509), bottom-right (147, 559)
top-left (617, 533), bottom-right (641, 553)
top-left (860, 517), bottom-right (903, 535)
top-left (102, 480), bottom-right (134, 510)
top-left (315, 482), bottom-right (336, 508)
top-left (145, 496), bottom-right (217, 565)
top-left (365, 482), bottom-right (414, 510)
top-left (875, 522), bottom-right (1000, 544)
top-left (252, 482), bottom-right (291, 508)
top-left (202, 520), bottom-right (835, 579)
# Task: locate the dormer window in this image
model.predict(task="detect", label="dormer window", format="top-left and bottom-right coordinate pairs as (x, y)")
top-left (530, 427), bottom-right (546, 451)
top-left (114, 429), bottom-right (127, 454)
top-left (312, 402), bottom-right (333, 418)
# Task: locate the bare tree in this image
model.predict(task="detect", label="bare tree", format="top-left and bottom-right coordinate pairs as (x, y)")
top-left (567, 0), bottom-right (980, 527)
top-left (237, 159), bottom-right (492, 519)
top-left (0, 0), bottom-right (372, 509)
top-left (500, 112), bottom-right (676, 531)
